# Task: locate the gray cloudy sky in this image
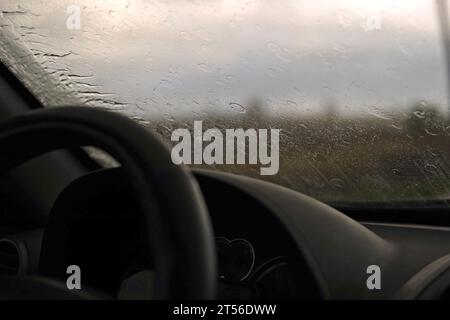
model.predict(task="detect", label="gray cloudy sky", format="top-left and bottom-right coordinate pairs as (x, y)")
top-left (0, 0), bottom-right (448, 119)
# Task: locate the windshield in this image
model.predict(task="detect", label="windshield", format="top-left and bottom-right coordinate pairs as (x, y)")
top-left (1, 0), bottom-right (450, 205)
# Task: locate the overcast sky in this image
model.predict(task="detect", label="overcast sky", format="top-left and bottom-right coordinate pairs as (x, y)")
top-left (1, 0), bottom-right (449, 120)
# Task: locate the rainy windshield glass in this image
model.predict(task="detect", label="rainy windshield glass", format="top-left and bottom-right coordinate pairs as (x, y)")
top-left (1, 0), bottom-right (450, 205)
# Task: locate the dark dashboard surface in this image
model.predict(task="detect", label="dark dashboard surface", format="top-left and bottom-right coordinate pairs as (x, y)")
top-left (195, 172), bottom-right (321, 299)
top-left (2, 168), bottom-right (450, 299)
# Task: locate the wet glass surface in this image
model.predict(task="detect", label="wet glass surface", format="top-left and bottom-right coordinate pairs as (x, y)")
top-left (1, 0), bottom-right (450, 204)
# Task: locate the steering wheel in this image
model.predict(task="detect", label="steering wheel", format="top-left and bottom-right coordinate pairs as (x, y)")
top-left (0, 107), bottom-right (217, 299)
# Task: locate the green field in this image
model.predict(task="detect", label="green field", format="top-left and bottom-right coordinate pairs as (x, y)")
top-left (146, 106), bottom-right (450, 204)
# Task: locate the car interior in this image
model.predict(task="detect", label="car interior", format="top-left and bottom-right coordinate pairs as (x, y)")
top-left (1, 62), bottom-right (450, 300)
top-left (2, 1), bottom-right (450, 301)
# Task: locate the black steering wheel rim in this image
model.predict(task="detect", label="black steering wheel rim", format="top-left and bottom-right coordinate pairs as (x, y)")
top-left (0, 106), bottom-right (217, 299)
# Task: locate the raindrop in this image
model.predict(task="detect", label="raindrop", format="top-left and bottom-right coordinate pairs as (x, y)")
top-left (228, 102), bottom-right (246, 113)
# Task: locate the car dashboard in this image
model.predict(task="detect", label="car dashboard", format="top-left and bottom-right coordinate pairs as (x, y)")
top-left (1, 168), bottom-right (450, 299)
